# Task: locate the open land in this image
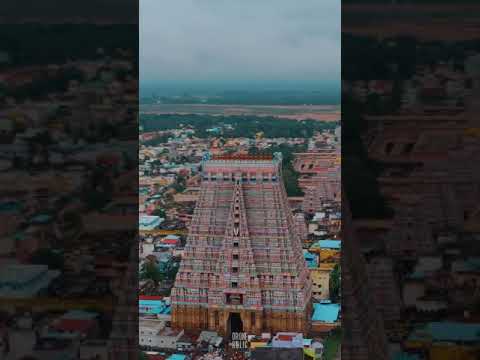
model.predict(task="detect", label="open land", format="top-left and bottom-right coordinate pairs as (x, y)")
top-left (140, 104), bottom-right (341, 122)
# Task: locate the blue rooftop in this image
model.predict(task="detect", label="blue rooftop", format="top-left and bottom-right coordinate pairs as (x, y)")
top-left (393, 352), bottom-right (421, 360)
top-left (409, 322), bottom-right (480, 343)
top-left (312, 303), bottom-right (340, 323)
top-left (139, 215), bottom-right (163, 231)
top-left (303, 338), bottom-right (312, 347)
top-left (0, 201), bottom-right (21, 214)
top-left (303, 251), bottom-right (318, 269)
top-left (167, 355), bottom-right (187, 360)
top-left (30, 214), bottom-right (53, 224)
top-left (452, 258), bottom-right (480, 273)
top-left (139, 299), bottom-right (171, 315)
top-left (311, 240), bottom-right (341, 250)
top-left (407, 271), bottom-right (425, 280)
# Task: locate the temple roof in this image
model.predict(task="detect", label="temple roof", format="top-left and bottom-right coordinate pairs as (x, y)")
top-left (211, 154), bottom-right (273, 161)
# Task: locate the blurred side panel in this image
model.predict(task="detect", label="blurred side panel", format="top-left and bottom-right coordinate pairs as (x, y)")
top-left (343, 1), bottom-right (480, 359)
top-left (0, 1), bottom-right (138, 360)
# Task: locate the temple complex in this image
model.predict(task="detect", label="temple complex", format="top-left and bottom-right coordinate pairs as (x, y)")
top-left (171, 153), bottom-right (312, 336)
top-left (294, 149), bottom-right (341, 214)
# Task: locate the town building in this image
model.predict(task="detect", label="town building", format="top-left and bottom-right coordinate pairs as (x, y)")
top-left (310, 263), bottom-right (335, 300)
top-left (311, 301), bottom-right (341, 333)
top-left (310, 239), bottom-right (341, 263)
top-left (0, 264), bottom-right (60, 299)
top-left (139, 321), bottom-right (184, 350)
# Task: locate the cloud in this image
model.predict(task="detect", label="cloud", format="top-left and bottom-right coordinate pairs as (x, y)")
top-left (140, 0), bottom-right (340, 85)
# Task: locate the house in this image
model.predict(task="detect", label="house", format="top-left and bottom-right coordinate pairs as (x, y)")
top-left (405, 322), bottom-right (480, 360)
top-left (310, 239), bottom-right (341, 262)
top-left (251, 348), bottom-right (304, 360)
top-left (451, 258), bottom-right (480, 288)
top-left (158, 235), bottom-right (180, 249)
top-left (45, 310), bottom-right (100, 340)
top-left (0, 264), bottom-right (60, 299)
top-left (140, 215), bottom-right (164, 231)
top-left (271, 333), bottom-right (304, 349)
top-left (139, 296), bottom-right (172, 321)
top-left (303, 251), bottom-right (318, 269)
top-left (166, 355), bottom-right (187, 360)
top-left (139, 321), bottom-right (184, 350)
top-left (310, 263), bottom-right (335, 300)
top-left (311, 301), bottom-right (341, 333)
top-left (196, 331), bottom-right (223, 348)
top-left (142, 239), bottom-right (155, 257)
top-left (393, 352), bottom-right (422, 360)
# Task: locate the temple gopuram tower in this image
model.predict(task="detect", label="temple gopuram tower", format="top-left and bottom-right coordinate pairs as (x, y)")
top-left (171, 153), bottom-right (312, 336)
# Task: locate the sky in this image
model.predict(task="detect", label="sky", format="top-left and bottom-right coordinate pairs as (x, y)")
top-left (140, 0), bottom-right (340, 91)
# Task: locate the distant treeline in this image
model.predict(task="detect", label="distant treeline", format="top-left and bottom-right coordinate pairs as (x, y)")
top-left (141, 90), bottom-right (340, 106)
top-left (140, 114), bottom-right (338, 139)
top-left (343, 34), bottom-right (480, 80)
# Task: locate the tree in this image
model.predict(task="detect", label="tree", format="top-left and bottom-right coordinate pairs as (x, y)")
top-left (140, 261), bottom-right (164, 284)
top-left (248, 144), bottom-right (305, 196)
top-left (152, 208), bottom-right (166, 218)
top-left (83, 168), bottom-right (114, 210)
top-left (172, 174), bottom-right (186, 193)
top-left (30, 248), bottom-right (64, 270)
top-left (164, 263), bottom-right (179, 282)
top-left (83, 188), bottom-right (111, 210)
top-left (329, 263), bottom-right (341, 303)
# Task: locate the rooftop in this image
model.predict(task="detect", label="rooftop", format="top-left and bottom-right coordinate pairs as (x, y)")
top-left (211, 154), bottom-right (273, 161)
top-left (166, 355), bottom-right (187, 360)
top-left (139, 299), bottom-right (172, 315)
top-left (409, 322), bottom-right (480, 343)
top-left (311, 240), bottom-right (341, 250)
top-left (303, 251), bottom-right (318, 269)
top-left (61, 310), bottom-right (98, 320)
top-left (393, 352), bottom-right (421, 360)
top-left (312, 302), bottom-right (340, 323)
top-left (52, 318), bottom-right (95, 333)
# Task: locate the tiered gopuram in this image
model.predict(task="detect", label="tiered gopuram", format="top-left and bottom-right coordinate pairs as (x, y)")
top-left (171, 153), bottom-right (312, 336)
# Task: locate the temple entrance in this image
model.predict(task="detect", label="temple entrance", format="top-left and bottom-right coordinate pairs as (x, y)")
top-left (227, 312), bottom-right (243, 337)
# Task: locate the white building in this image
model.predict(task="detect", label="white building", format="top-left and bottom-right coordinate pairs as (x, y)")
top-left (140, 215), bottom-right (164, 231)
top-left (139, 321), bottom-right (184, 350)
top-left (0, 264), bottom-right (60, 299)
top-left (271, 332), bottom-right (304, 349)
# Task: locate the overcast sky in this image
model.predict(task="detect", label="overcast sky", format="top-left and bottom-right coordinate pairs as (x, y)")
top-left (140, 0), bottom-right (340, 88)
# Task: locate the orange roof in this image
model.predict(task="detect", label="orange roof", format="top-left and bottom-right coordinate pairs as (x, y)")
top-left (162, 238), bottom-right (179, 245)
